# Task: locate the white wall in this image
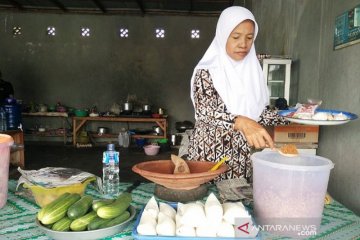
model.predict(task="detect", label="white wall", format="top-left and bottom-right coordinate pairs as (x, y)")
top-left (253, 0), bottom-right (360, 215)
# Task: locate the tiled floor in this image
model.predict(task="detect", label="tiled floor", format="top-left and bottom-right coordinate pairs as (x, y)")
top-left (9, 142), bottom-right (179, 183)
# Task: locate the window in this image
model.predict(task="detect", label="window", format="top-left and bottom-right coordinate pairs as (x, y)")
top-left (47, 26), bottom-right (56, 36)
top-left (13, 27), bottom-right (21, 36)
top-left (155, 28), bottom-right (165, 38)
top-left (81, 27), bottom-right (90, 37)
top-left (120, 28), bottom-right (129, 38)
top-left (191, 29), bottom-right (200, 39)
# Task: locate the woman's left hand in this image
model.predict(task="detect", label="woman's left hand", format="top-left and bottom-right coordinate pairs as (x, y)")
top-left (234, 115), bottom-right (274, 149)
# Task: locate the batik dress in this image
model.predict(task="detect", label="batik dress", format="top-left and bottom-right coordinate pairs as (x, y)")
top-left (188, 69), bottom-right (288, 182)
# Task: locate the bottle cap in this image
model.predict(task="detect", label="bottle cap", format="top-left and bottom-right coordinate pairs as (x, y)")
top-left (107, 143), bottom-right (115, 151)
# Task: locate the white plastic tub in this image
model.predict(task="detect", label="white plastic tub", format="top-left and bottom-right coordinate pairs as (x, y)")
top-left (0, 134), bottom-right (14, 208)
top-left (251, 151), bottom-right (334, 238)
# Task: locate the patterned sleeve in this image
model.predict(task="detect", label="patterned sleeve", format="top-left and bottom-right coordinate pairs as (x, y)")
top-left (193, 69), bottom-right (237, 130)
top-left (258, 108), bottom-right (290, 126)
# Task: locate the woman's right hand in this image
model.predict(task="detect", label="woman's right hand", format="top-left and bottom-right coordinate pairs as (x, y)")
top-left (234, 115), bottom-right (274, 149)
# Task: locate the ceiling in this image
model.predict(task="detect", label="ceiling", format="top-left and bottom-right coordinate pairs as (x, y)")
top-left (0, 0), bottom-right (252, 16)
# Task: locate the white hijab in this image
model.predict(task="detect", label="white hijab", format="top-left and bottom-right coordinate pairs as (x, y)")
top-left (190, 6), bottom-right (269, 121)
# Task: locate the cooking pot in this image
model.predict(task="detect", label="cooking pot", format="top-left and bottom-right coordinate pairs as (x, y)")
top-left (38, 104), bottom-right (48, 113)
top-left (123, 102), bottom-right (133, 112)
top-left (143, 104), bottom-right (151, 112)
top-left (97, 127), bottom-right (109, 135)
top-left (175, 121), bottom-right (194, 133)
top-left (110, 103), bottom-right (121, 115)
top-left (152, 126), bottom-right (163, 135)
top-left (74, 109), bottom-right (88, 117)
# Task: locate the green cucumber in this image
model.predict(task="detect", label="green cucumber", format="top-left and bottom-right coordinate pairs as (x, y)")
top-left (52, 217), bottom-right (72, 231)
top-left (67, 195), bottom-right (93, 220)
top-left (70, 211), bottom-right (98, 231)
top-left (40, 193), bottom-right (81, 225)
top-left (99, 211), bottom-right (130, 228)
top-left (37, 192), bottom-right (71, 221)
top-left (96, 192), bottom-right (132, 219)
top-left (87, 216), bottom-right (112, 230)
top-left (43, 223), bottom-right (54, 229)
top-left (92, 199), bottom-right (114, 212)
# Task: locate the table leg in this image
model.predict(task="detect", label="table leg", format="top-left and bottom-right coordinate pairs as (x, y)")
top-left (73, 118), bottom-right (77, 146)
top-left (62, 118), bottom-right (66, 145)
top-left (17, 132), bottom-right (25, 169)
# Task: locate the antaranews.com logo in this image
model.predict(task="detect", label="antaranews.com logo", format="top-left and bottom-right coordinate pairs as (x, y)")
top-left (235, 218), bottom-right (319, 238)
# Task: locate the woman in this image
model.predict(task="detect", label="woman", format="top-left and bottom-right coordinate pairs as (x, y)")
top-left (188, 6), bottom-right (287, 182)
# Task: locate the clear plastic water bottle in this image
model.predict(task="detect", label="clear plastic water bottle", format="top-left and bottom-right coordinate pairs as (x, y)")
top-left (0, 107), bottom-right (7, 131)
top-left (102, 143), bottom-right (120, 197)
top-left (123, 131), bottom-right (130, 148)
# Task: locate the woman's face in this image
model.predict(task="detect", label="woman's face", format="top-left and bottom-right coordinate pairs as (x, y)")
top-left (226, 20), bottom-right (255, 61)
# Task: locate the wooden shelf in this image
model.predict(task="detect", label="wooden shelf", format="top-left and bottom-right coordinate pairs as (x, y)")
top-left (22, 112), bottom-right (68, 117)
top-left (22, 112), bottom-right (71, 144)
top-left (89, 132), bottom-right (164, 139)
top-left (24, 129), bottom-right (71, 137)
top-left (72, 116), bottom-right (168, 146)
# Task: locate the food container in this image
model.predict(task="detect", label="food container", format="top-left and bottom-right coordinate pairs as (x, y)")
top-left (0, 134), bottom-right (14, 208)
top-left (56, 105), bottom-right (67, 113)
top-left (38, 104), bottom-right (48, 112)
top-left (38, 127), bottom-right (46, 132)
top-left (143, 104), bottom-right (151, 112)
top-left (135, 138), bottom-right (146, 147)
top-left (143, 145), bottom-right (160, 156)
top-left (23, 177), bottom-right (96, 207)
top-left (151, 113), bottom-right (161, 118)
top-left (48, 105), bottom-right (56, 112)
top-left (251, 151), bottom-right (334, 238)
top-left (123, 102), bottom-right (133, 112)
top-left (157, 138), bottom-right (170, 152)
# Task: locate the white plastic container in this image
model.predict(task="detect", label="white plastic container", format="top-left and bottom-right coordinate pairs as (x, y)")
top-left (118, 131), bottom-right (124, 147)
top-left (251, 151), bottom-right (334, 238)
top-left (123, 131), bottom-right (130, 148)
top-left (0, 134), bottom-right (14, 208)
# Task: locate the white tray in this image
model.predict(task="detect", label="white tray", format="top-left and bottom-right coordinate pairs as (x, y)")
top-left (132, 203), bottom-right (259, 240)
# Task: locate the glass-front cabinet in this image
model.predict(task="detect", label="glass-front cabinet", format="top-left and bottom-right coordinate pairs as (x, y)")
top-left (262, 58), bottom-right (292, 106)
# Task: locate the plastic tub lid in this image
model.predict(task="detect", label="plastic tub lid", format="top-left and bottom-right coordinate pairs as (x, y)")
top-left (0, 134), bottom-right (14, 147)
top-left (251, 151), bottom-right (334, 171)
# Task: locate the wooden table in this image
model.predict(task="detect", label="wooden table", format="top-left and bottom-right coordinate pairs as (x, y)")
top-left (2, 180), bottom-right (360, 239)
top-left (72, 116), bottom-right (167, 146)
